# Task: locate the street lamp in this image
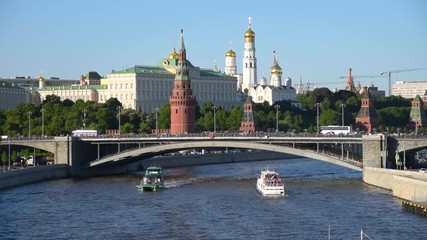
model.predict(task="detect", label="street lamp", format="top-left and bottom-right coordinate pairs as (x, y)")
top-left (415, 120), bottom-right (418, 136)
top-left (28, 111), bottom-right (32, 139)
top-left (212, 105), bottom-right (217, 134)
top-left (82, 110), bottom-right (87, 130)
top-left (41, 108), bottom-right (45, 137)
top-left (155, 108), bottom-right (158, 134)
top-left (341, 104), bottom-right (346, 126)
top-left (315, 103), bottom-right (320, 134)
top-left (274, 105), bottom-right (280, 132)
top-left (117, 106), bottom-right (121, 135)
top-left (8, 137), bottom-right (10, 171)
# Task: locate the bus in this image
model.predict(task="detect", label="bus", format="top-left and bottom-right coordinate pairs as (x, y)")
top-left (72, 130), bottom-right (99, 137)
top-left (320, 126), bottom-right (352, 135)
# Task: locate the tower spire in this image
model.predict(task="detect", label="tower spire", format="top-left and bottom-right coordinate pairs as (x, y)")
top-left (180, 29), bottom-right (185, 51)
top-left (272, 50), bottom-right (278, 65)
top-left (248, 17), bottom-right (252, 28)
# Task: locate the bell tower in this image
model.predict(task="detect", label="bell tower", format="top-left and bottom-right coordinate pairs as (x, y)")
top-left (169, 29), bottom-right (197, 134)
top-left (242, 17), bottom-right (257, 92)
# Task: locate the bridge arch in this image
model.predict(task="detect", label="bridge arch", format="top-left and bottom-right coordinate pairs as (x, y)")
top-left (89, 141), bottom-right (362, 171)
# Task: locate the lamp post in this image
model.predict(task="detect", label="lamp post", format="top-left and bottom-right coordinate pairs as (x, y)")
top-left (117, 107), bottom-right (121, 135)
top-left (315, 103), bottom-right (320, 134)
top-left (82, 110), bottom-right (87, 130)
top-left (41, 108), bottom-right (45, 137)
top-left (8, 137), bottom-right (10, 171)
top-left (274, 105), bottom-right (280, 132)
top-left (212, 105), bottom-right (217, 134)
top-left (28, 111), bottom-right (32, 139)
top-left (415, 120), bottom-right (418, 136)
top-left (341, 104), bottom-right (346, 126)
top-left (155, 108), bottom-right (158, 134)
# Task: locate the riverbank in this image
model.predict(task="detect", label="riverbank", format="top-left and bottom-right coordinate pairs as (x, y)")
top-left (363, 167), bottom-right (427, 202)
top-left (0, 164), bottom-right (70, 191)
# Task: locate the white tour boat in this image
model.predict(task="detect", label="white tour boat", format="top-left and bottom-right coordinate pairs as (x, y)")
top-left (256, 167), bottom-right (285, 196)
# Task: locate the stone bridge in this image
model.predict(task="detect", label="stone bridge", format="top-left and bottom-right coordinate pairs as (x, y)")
top-left (1, 134), bottom-right (425, 176)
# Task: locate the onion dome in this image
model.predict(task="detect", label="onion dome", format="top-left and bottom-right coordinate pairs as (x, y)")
top-left (270, 51), bottom-right (282, 75)
top-left (259, 77), bottom-right (267, 86)
top-left (225, 48), bottom-right (236, 57)
top-left (271, 64), bottom-right (282, 75)
top-left (244, 27), bottom-right (255, 42)
top-left (168, 48), bottom-right (179, 59)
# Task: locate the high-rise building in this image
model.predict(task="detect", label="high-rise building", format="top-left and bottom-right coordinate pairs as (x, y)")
top-left (392, 81), bottom-right (427, 99)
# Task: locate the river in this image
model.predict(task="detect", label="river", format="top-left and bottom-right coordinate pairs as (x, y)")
top-left (0, 157), bottom-right (425, 239)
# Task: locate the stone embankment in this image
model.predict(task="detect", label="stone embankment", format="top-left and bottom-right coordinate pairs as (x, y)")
top-left (0, 164), bottom-right (70, 191)
top-left (363, 167), bottom-right (427, 202)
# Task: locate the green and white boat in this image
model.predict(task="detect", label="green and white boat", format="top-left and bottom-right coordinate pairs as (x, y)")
top-left (138, 166), bottom-right (164, 191)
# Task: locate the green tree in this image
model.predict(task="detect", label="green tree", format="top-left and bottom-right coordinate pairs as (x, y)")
top-left (226, 106), bottom-right (242, 130)
top-left (1, 151), bottom-right (6, 171)
top-left (11, 151), bottom-right (17, 166)
top-left (121, 122), bottom-right (135, 134)
top-left (320, 109), bottom-right (340, 126)
top-left (158, 104), bottom-right (170, 130)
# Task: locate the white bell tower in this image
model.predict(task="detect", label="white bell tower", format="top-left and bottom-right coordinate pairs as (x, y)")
top-left (225, 41), bottom-right (237, 76)
top-left (242, 17), bottom-right (257, 92)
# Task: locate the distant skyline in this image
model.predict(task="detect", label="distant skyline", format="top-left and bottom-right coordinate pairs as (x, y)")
top-left (1, 0), bottom-right (426, 95)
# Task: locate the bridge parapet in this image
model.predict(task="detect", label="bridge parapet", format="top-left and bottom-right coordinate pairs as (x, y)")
top-left (392, 136), bottom-right (427, 152)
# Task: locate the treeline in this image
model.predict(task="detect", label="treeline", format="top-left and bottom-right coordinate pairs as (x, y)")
top-left (0, 89), bottom-right (423, 137)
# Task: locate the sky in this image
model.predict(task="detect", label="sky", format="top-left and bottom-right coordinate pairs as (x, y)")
top-left (0, 0), bottom-right (426, 95)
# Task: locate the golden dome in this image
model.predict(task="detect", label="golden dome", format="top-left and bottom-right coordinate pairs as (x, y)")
top-left (271, 65), bottom-right (282, 75)
top-left (244, 27), bottom-right (255, 41)
top-left (225, 48), bottom-right (236, 57)
top-left (168, 48), bottom-right (179, 59)
top-left (39, 76), bottom-right (45, 82)
top-left (271, 60), bottom-right (282, 74)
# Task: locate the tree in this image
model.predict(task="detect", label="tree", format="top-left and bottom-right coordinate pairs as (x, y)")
top-left (11, 151), bottom-right (17, 166)
top-left (226, 106), bottom-right (242, 130)
top-left (1, 151), bottom-right (6, 171)
top-left (320, 109), bottom-right (340, 126)
top-left (158, 104), bottom-right (170, 130)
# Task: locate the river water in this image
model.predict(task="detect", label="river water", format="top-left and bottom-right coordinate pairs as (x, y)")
top-left (0, 157), bottom-right (425, 240)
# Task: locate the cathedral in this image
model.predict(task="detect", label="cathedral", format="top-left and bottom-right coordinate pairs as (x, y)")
top-left (224, 18), bottom-right (300, 107)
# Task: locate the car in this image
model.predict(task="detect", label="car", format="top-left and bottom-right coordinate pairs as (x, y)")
top-left (419, 168), bottom-right (426, 173)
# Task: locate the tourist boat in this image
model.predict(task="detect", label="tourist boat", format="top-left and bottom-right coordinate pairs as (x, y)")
top-left (138, 166), bottom-right (164, 191)
top-left (256, 167), bottom-right (285, 196)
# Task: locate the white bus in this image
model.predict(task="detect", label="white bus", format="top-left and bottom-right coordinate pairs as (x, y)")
top-left (320, 126), bottom-right (352, 135)
top-left (72, 130), bottom-right (99, 137)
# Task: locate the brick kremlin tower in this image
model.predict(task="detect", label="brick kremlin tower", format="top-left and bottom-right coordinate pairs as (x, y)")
top-left (239, 96), bottom-right (258, 132)
top-left (409, 95), bottom-right (427, 128)
top-left (355, 89), bottom-right (379, 133)
top-left (169, 30), bottom-right (197, 134)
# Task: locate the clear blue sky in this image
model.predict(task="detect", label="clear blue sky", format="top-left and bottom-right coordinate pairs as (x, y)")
top-left (1, 0), bottom-right (426, 94)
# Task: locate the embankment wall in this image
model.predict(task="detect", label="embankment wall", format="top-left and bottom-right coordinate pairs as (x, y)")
top-left (0, 164), bottom-right (70, 191)
top-left (363, 167), bottom-right (427, 202)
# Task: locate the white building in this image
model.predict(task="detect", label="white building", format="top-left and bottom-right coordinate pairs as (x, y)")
top-left (241, 17), bottom-right (257, 92)
top-left (106, 50), bottom-right (243, 112)
top-left (392, 81), bottom-right (427, 99)
top-left (248, 52), bottom-right (299, 107)
top-left (230, 18), bottom-right (299, 107)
